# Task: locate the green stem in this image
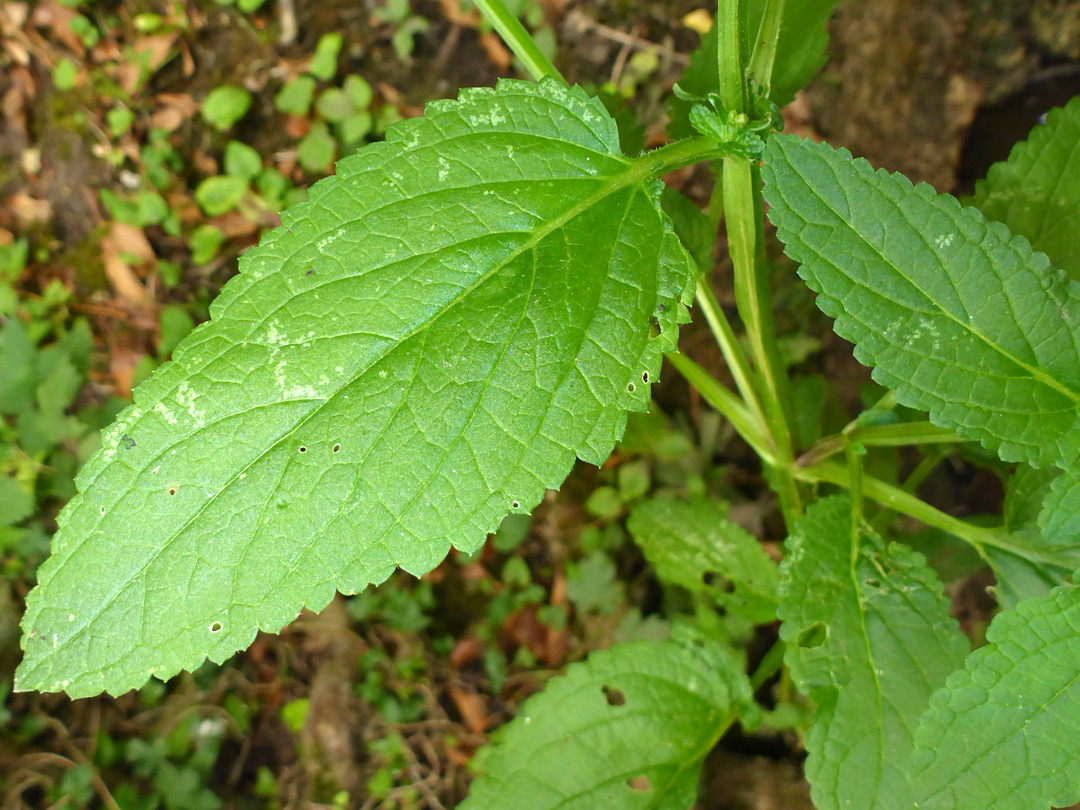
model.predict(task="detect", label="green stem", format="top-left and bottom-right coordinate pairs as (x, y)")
top-left (869, 449), bottom-right (944, 534)
top-left (707, 164), bottom-right (725, 235)
top-left (717, 0), bottom-right (801, 524)
top-left (749, 637), bottom-right (786, 691)
top-left (717, 0), bottom-right (748, 114)
top-left (694, 281), bottom-right (767, 431)
top-left (845, 438), bottom-right (864, 532)
top-left (472, 0), bottom-right (563, 83)
top-left (797, 422), bottom-right (964, 468)
top-left (793, 461), bottom-right (1019, 561)
top-left (639, 137), bottom-right (743, 177)
top-left (666, 352), bottom-right (777, 467)
top-left (749, 0), bottom-right (785, 95)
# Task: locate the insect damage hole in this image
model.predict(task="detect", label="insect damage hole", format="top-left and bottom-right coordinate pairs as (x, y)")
top-left (601, 685), bottom-right (626, 706)
top-left (333, 443), bottom-right (341, 453)
top-left (627, 382), bottom-right (636, 393)
top-left (209, 621), bottom-right (223, 633)
top-left (642, 371), bottom-right (649, 383)
top-left (167, 483), bottom-right (179, 496)
top-left (298, 445), bottom-right (307, 453)
top-left (511, 500), bottom-right (520, 509)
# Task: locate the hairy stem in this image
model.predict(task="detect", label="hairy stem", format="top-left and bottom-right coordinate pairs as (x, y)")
top-left (797, 422), bottom-right (963, 468)
top-left (749, 0), bottom-right (785, 94)
top-left (717, 0), bottom-right (801, 524)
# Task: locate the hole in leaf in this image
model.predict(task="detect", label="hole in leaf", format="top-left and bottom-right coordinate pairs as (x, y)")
top-left (864, 578), bottom-right (881, 588)
top-left (798, 622), bottom-right (827, 649)
top-left (333, 443), bottom-right (341, 453)
top-left (209, 621), bottom-right (223, 633)
top-left (298, 446), bottom-right (307, 453)
top-left (601, 685), bottom-right (626, 706)
top-left (627, 776), bottom-right (651, 792)
top-left (627, 383), bottom-right (636, 392)
top-left (167, 483), bottom-right (178, 496)
top-left (642, 371), bottom-right (649, 383)
top-left (512, 500), bottom-right (520, 509)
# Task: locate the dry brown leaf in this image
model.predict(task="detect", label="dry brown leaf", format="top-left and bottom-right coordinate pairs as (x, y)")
top-left (107, 339), bottom-right (143, 399)
top-left (0, 3), bottom-right (28, 30)
top-left (448, 686), bottom-right (491, 734)
top-left (478, 32), bottom-right (511, 71)
top-left (101, 227), bottom-right (150, 305)
top-left (8, 193), bottom-right (51, 227)
top-left (117, 33), bottom-right (177, 93)
top-left (437, 0), bottom-right (480, 27)
top-left (107, 221), bottom-right (155, 264)
top-left (33, 0), bottom-right (83, 55)
top-left (449, 637), bottom-right (484, 669)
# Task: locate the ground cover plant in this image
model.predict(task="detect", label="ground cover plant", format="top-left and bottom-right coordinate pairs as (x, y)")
top-left (5, 0), bottom-right (1080, 807)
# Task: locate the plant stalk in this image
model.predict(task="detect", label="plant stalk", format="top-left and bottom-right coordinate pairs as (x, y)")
top-left (790, 461), bottom-right (1066, 564)
top-left (797, 422), bottom-right (963, 468)
top-left (472, 0), bottom-right (563, 83)
top-left (667, 351), bottom-right (777, 466)
top-left (717, 0), bottom-right (801, 524)
top-left (749, 0), bottom-right (786, 95)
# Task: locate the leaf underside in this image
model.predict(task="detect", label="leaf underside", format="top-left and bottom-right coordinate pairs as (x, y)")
top-left (778, 496), bottom-right (968, 810)
top-left (975, 95), bottom-right (1080, 282)
top-left (461, 637), bottom-right (743, 810)
top-left (17, 78), bottom-right (696, 697)
top-left (762, 134), bottom-right (1080, 470)
top-left (626, 496), bottom-right (779, 623)
top-left (910, 575), bottom-right (1080, 810)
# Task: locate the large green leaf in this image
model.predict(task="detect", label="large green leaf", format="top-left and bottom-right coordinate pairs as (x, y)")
top-left (975, 95), bottom-right (1080, 281)
top-left (16, 78), bottom-right (697, 697)
top-left (626, 496), bottom-right (779, 622)
top-left (910, 576), bottom-right (1080, 810)
top-left (778, 496), bottom-right (968, 810)
top-left (462, 635), bottom-right (749, 810)
top-left (762, 134), bottom-right (1080, 470)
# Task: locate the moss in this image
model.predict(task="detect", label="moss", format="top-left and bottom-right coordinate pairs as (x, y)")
top-left (63, 228), bottom-right (109, 291)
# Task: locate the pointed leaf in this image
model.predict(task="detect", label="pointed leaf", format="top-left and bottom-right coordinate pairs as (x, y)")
top-left (762, 134), bottom-right (1080, 469)
top-left (778, 496), bottom-right (968, 810)
top-left (975, 96), bottom-right (1080, 281)
top-left (17, 78), bottom-right (697, 698)
top-left (627, 496), bottom-right (779, 622)
top-left (462, 635), bottom-right (748, 810)
top-left (911, 577), bottom-right (1080, 810)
